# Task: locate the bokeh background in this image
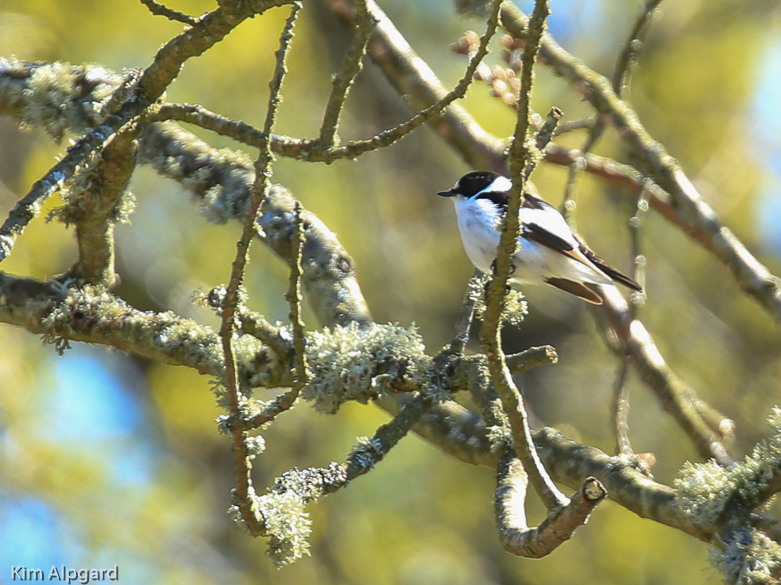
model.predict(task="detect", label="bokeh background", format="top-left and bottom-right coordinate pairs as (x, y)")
top-left (1, 0), bottom-right (781, 583)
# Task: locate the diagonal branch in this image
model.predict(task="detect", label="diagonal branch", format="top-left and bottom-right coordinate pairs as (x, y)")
top-left (280, 200), bottom-right (308, 411)
top-left (0, 110), bottom-right (132, 263)
top-left (0, 1), bottom-right (291, 264)
top-left (318, 0), bottom-right (375, 148)
top-left (324, 0), bottom-right (506, 171)
top-left (137, 0), bottom-right (293, 101)
top-left (139, 0), bottom-right (199, 26)
top-left (597, 285), bottom-right (733, 466)
top-left (480, 0), bottom-right (567, 512)
top-left (219, 1), bottom-right (302, 536)
top-left (501, 1), bottom-right (781, 325)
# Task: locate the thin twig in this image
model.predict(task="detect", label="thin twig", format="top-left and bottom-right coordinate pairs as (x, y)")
top-left (139, 0), bottom-right (199, 26)
top-left (318, 0), bottom-right (375, 147)
top-left (611, 356), bottom-right (633, 456)
top-left (523, 105), bottom-right (562, 181)
top-left (559, 130), bottom-right (601, 222)
top-left (480, 0), bottom-right (566, 512)
top-left (495, 451), bottom-right (606, 558)
top-left (612, 0), bottom-right (664, 97)
top-left (558, 0), bottom-right (661, 219)
top-left (315, 0), bottom-right (503, 161)
top-left (552, 116), bottom-right (597, 136)
top-left (137, 1), bottom-right (291, 101)
top-left (219, 2), bottom-right (302, 536)
top-left (263, 392), bottom-right (433, 501)
top-left (150, 0), bottom-right (501, 166)
top-left (279, 201), bottom-right (308, 410)
top-left (326, 0), bottom-right (505, 170)
top-left (450, 269), bottom-right (482, 354)
top-left (534, 106), bottom-right (563, 152)
top-left (611, 183), bottom-right (649, 455)
top-left (559, 151), bottom-right (585, 225)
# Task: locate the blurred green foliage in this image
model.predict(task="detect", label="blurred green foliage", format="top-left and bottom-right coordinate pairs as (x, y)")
top-left (1, 0), bottom-right (780, 583)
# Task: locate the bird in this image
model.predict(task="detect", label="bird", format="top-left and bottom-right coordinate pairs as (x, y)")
top-left (437, 171), bottom-right (642, 305)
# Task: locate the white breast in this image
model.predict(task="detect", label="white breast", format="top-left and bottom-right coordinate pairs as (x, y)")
top-left (451, 195), bottom-right (612, 287)
top-left (453, 196), bottom-right (501, 274)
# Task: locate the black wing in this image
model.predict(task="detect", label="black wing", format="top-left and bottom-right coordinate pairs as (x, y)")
top-left (522, 222), bottom-right (575, 253)
top-left (576, 237), bottom-right (643, 292)
top-left (474, 190), bottom-right (547, 212)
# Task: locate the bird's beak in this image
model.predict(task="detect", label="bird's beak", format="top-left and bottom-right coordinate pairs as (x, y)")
top-left (437, 189), bottom-right (455, 197)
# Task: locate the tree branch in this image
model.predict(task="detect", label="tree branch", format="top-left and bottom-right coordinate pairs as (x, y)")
top-left (219, 2), bottom-right (302, 536)
top-left (480, 0), bottom-right (566, 512)
top-left (501, 1), bottom-right (781, 325)
top-left (139, 0), bottom-right (199, 26)
top-left (495, 451), bottom-right (606, 558)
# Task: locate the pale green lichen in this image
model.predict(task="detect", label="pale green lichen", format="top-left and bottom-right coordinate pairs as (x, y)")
top-left (40, 285), bottom-right (117, 353)
top-left (254, 463), bottom-right (348, 567)
top-left (260, 490), bottom-right (312, 567)
top-left (710, 528), bottom-right (781, 584)
top-left (20, 62), bottom-right (123, 140)
top-left (672, 409), bottom-right (781, 583)
top-left (303, 322), bottom-right (431, 414)
top-left (471, 273), bottom-right (528, 328)
top-left (674, 459), bottom-right (729, 529)
top-left (487, 424), bottom-right (513, 453)
top-left (348, 436), bottom-right (384, 471)
top-left (674, 408), bottom-right (781, 531)
top-left (48, 155), bottom-right (136, 226)
top-left (244, 435), bottom-right (266, 459)
top-left (40, 286), bottom-right (228, 376)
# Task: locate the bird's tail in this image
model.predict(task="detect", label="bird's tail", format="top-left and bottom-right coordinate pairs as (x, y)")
top-left (576, 239), bottom-right (643, 292)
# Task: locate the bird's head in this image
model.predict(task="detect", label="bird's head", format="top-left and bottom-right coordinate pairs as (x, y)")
top-left (437, 171), bottom-right (512, 200)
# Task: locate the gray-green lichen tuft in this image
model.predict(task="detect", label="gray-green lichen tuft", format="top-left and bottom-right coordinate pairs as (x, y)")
top-left (674, 408), bottom-right (781, 531)
top-left (710, 528), bottom-right (781, 584)
top-left (244, 435), bottom-right (266, 459)
top-left (487, 424), bottom-right (513, 453)
top-left (20, 62), bottom-right (123, 140)
top-left (303, 322), bottom-right (431, 414)
top-left (39, 285), bottom-right (231, 378)
top-left (348, 436), bottom-right (384, 471)
top-left (48, 155), bottom-right (137, 226)
top-left (257, 463), bottom-right (347, 567)
top-left (471, 273), bottom-right (528, 327)
top-left (257, 488), bottom-right (312, 568)
top-left (674, 459), bottom-right (729, 529)
top-left (138, 123), bottom-right (256, 225)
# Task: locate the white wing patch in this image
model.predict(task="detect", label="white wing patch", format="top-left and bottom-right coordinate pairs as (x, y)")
top-left (520, 206), bottom-right (580, 249)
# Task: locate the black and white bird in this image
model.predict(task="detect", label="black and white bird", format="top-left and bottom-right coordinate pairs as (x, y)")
top-left (438, 171), bottom-right (642, 305)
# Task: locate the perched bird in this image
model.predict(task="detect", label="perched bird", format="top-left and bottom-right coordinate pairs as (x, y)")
top-left (437, 171), bottom-right (642, 305)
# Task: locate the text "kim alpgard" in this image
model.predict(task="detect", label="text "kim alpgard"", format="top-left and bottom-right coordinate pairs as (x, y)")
top-left (11, 565), bottom-right (119, 583)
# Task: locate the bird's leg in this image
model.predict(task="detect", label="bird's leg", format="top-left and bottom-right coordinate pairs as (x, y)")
top-left (489, 259), bottom-right (516, 299)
